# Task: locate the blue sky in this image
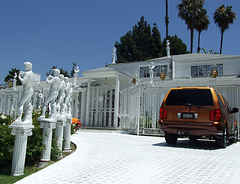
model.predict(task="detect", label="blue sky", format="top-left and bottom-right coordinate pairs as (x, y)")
top-left (0, 0), bottom-right (239, 84)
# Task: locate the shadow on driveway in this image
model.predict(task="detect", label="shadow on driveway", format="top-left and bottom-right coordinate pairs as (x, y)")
top-left (152, 139), bottom-right (234, 150)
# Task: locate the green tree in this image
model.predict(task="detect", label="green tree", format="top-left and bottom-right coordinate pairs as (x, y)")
top-left (46, 66), bottom-right (70, 78)
top-left (194, 8), bottom-right (210, 53)
top-left (150, 23), bottom-right (162, 58)
top-left (177, 0), bottom-right (205, 53)
top-left (70, 62), bottom-right (77, 77)
top-left (115, 31), bottom-right (135, 63)
top-left (132, 16), bottom-right (152, 61)
top-left (4, 68), bottom-right (21, 86)
top-left (115, 16), bottom-right (163, 63)
top-left (162, 35), bottom-right (188, 56)
top-left (213, 5), bottom-right (236, 54)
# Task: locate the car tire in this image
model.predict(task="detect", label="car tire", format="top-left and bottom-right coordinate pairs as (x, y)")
top-left (165, 133), bottom-right (178, 144)
top-left (229, 126), bottom-right (238, 144)
top-left (216, 127), bottom-right (227, 148)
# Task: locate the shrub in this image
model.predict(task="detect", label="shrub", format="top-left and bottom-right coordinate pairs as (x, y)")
top-left (0, 111), bottom-right (61, 167)
top-left (25, 111), bottom-right (44, 165)
top-left (51, 137), bottom-right (61, 161)
top-left (0, 114), bottom-right (15, 166)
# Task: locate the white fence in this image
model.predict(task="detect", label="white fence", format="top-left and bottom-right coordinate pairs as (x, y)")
top-left (118, 83), bottom-right (240, 136)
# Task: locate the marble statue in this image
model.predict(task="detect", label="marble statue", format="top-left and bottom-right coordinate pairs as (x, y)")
top-left (39, 69), bottom-right (61, 120)
top-left (13, 73), bottom-right (17, 91)
top-left (13, 62), bottom-right (35, 124)
top-left (149, 62), bottom-right (155, 84)
top-left (112, 47), bottom-right (116, 64)
top-left (166, 40), bottom-right (170, 57)
top-left (63, 77), bottom-right (73, 116)
top-left (56, 74), bottom-right (66, 116)
top-left (37, 90), bottom-right (43, 110)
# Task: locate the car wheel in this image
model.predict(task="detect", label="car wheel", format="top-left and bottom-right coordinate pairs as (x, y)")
top-left (229, 126), bottom-right (238, 144)
top-left (216, 127), bottom-right (227, 148)
top-left (165, 133), bottom-right (178, 144)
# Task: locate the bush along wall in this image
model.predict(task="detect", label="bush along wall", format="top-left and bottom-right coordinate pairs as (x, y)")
top-left (0, 111), bottom-right (62, 168)
top-left (0, 114), bottom-right (15, 166)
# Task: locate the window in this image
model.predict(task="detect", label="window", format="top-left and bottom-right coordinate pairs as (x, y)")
top-left (165, 89), bottom-right (213, 106)
top-left (191, 64), bottom-right (223, 77)
top-left (140, 65), bottom-right (167, 78)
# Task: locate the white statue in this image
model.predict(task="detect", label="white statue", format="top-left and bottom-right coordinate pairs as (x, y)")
top-left (56, 74), bottom-right (66, 116)
top-left (37, 90), bottom-right (43, 110)
top-left (73, 66), bottom-right (79, 86)
top-left (13, 73), bottom-right (17, 91)
top-left (13, 62), bottom-right (35, 124)
top-left (149, 62), bottom-right (155, 84)
top-left (39, 69), bottom-right (61, 120)
top-left (63, 77), bottom-right (75, 116)
top-left (166, 40), bottom-right (170, 57)
top-left (112, 47), bottom-right (116, 64)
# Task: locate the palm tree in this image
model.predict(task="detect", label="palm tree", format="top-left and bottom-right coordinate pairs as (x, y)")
top-left (194, 8), bottom-right (210, 53)
top-left (177, 0), bottom-right (205, 53)
top-left (4, 68), bottom-right (21, 86)
top-left (165, 0), bottom-right (169, 39)
top-left (213, 5), bottom-right (236, 54)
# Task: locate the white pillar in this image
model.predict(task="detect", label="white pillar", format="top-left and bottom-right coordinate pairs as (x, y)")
top-left (81, 90), bottom-right (86, 125)
top-left (55, 119), bottom-right (66, 151)
top-left (114, 76), bottom-right (120, 128)
top-left (85, 78), bottom-right (91, 126)
top-left (74, 93), bottom-right (79, 118)
top-left (9, 124), bottom-right (34, 176)
top-left (63, 118), bottom-right (72, 152)
top-left (40, 120), bottom-right (56, 162)
top-left (172, 57), bottom-right (176, 79)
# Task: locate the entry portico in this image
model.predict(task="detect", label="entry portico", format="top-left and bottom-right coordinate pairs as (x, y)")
top-left (82, 67), bottom-right (131, 128)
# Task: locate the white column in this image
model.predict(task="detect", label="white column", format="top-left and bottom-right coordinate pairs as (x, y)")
top-left (85, 78), bottom-right (91, 126)
top-left (0, 94), bottom-right (4, 113)
top-left (114, 76), bottom-right (120, 128)
top-left (7, 94), bottom-right (11, 115)
top-left (9, 124), bottom-right (34, 176)
top-left (172, 57), bottom-right (176, 79)
top-left (74, 93), bottom-right (79, 118)
top-left (81, 90), bottom-right (86, 125)
top-left (40, 120), bottom-right (56, 162)
top-left (55, 119), bottom-right (66, 151)
top-left (95, 87), bottom-right (99, 126)
top-left (63, 117), bottom-right (72, 152)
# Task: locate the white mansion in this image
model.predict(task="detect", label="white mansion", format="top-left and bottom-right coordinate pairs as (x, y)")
top-left (1, 53), bottom-right (240, 135)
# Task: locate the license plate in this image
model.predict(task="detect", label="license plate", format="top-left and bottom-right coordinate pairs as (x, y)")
top-left (182, 113), bottom-right (194, 119)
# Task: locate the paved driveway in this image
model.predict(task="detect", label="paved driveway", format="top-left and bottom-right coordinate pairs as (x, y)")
top-left (16, 130), bottom-right (240, 184)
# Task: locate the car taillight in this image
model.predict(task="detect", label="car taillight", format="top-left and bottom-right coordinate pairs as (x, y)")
top-left (160, 108), bottom-right (167, 119)
top-left (210, 109), bottom-right (221, 121)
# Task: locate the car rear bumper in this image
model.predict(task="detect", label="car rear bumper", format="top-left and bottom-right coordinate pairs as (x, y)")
top-left (159, 120), bottom-right (223, 136)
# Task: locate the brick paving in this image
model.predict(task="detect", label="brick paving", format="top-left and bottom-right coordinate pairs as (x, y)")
top-left (16, 130), bottom-right (240, 184)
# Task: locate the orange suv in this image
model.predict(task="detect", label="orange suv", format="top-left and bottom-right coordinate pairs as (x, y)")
top-left (159, 87), bottom-right (239, 148)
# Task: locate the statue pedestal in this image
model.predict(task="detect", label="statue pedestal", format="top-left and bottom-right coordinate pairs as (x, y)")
top-left (55, 118), bottom-right (66, 151)
top-left (63, 116), bottom-right (72, 152)
top-left (8, 124), bottom-right (34, 176)
top-left (40, 120), bottom-right (56, 162)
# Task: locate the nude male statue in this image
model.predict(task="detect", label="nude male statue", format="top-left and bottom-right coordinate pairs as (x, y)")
top-left (62, 77), bottom-right (75, 116)
top-left (39, 69), bottom-right (61, 119)
top-left (14, 62), bottom-right (35, 124)
top-left (56, 74), bottom-right (66, 115)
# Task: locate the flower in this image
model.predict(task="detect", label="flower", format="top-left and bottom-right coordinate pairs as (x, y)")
top-left (0, 114), bottom-right (7, 119)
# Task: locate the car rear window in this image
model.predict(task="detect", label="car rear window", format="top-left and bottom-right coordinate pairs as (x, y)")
top-left (165, 89), bottom-right (213, 106)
